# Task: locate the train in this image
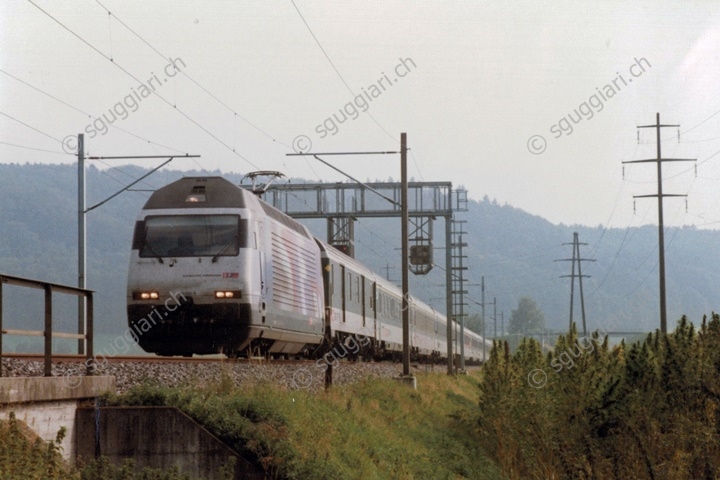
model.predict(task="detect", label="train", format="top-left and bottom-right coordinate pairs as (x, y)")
top-left (126, 176), bottom-right (489, 363)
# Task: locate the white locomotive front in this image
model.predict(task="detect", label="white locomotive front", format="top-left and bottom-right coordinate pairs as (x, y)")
top-left (126, 176), bottom-right (324, 356)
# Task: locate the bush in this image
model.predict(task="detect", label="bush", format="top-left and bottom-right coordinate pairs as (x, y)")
top-left (478, 316), bottom-right (720, 479)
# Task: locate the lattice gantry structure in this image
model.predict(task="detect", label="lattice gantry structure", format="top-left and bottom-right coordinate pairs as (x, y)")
top-left (263, 181), bottom-right (469, 359)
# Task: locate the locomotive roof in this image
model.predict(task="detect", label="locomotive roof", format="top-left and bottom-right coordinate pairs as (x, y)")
top-left (143, 176), bottom-right (247, 209)
top-left (143, 176), bottom-right (313, 238)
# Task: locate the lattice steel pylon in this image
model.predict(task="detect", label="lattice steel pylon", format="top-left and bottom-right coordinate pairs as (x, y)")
top-left (555, 232), bottom-right (595, 336)
top-left (451, 219), bottom-right (468, 371)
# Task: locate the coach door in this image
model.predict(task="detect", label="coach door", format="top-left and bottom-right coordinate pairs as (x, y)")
top-left (340, 265), bottom-right (346, 323)
top-left (258, 222), bottom-right (267, 320)
top-left (371, 282), bottom-right (377, 323)
top-left (361, 275), bottom-right (366, 327)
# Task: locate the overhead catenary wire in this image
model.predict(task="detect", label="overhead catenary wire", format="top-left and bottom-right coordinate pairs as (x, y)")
top-left (0, 70), bottom-right (179, 191)
top-left (96, 0), bottom-right (423, 188)
top-left (0, 140), bottom-right (69, 156)
top-left (93, 0), bottom-right (289, 149)
top-left (26, 0), bottom-right (261, 171)
top-left (289, 0), bottom-right (401, 145)
top-left (0, 110), bottom-right (63, 144)
top-left (0, 68), bottom-right (189, 155)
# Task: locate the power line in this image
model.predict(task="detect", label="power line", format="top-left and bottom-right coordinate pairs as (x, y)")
top-left (290, 0), bottom-right (354, 96)
top-left (93, 0), bottom-right (288, 149)
top-left (0, 72), bottom-right (174, 191)
top-left (589, 224), bottom-right (632, 296)
top-left (0, 68), bottom-right (87, 117)
top-left (0, 68), bottom-right (189, 155)
top-left (623, 224), bottom-right (684, 299)
top-left (289, 0), bottom-right (397, 143)
top-left (409, 149), bottom-right (425, 181)
top-left (680, 107), bottom-right (720, 136)
top-left (26, 0), bottom-right (260, 170)
top-left (0, 140), bottom-right (69, 155)
top-left (586, 143), bottom-right (638, 260)
top-left (0, 110), bottom-right (63, 143)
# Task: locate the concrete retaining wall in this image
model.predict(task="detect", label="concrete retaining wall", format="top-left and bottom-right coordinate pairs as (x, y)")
top-left (0, 376), bottom-right (115, 460)
top-left (76, 406), bottom-right (263, 480)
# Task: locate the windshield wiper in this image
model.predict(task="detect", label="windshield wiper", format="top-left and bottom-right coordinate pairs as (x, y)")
top-left (142, 241), bottom-right (164, 264)
top-left (212, 238), bottom-right (237, 263)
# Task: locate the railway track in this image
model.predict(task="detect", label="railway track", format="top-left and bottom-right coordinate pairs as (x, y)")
top-left (1, 353), bottom-right (468, 369)
top-left (0, 353), bottom-right (313, 365)
top-left (0, 354), bottom-right (477, 394)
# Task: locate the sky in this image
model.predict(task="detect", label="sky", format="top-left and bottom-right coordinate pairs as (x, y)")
top-left (4, 0), bottom-right (720, 231)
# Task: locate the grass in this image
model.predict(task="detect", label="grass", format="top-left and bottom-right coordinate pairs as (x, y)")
top-left (103, 368), bottom-right (503, 480)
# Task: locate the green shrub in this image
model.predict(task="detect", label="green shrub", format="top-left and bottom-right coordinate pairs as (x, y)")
top-left (478, 316), bottom-right (720, 480)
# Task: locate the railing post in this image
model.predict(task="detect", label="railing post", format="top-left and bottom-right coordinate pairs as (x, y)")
top-left (0, 279), bottom-right (3, 377)
top-left (86, 292), bottom-right (94, 376)
top-left (44, 284), bottom-right (52, 377)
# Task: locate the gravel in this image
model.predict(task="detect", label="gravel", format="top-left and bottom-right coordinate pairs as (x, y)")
top-left (0, 358), bottom-right (449, 393)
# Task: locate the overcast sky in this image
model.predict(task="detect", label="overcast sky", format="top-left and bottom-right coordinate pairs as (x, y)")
top-left (3, 1), bottom-right (720, 231)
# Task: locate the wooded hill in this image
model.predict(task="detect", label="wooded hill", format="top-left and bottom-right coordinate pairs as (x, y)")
top-left (1, 163), bottom-right (719, 345)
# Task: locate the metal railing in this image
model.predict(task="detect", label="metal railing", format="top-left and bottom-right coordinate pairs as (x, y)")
top-left (0, 273), bottom-right (94, 377)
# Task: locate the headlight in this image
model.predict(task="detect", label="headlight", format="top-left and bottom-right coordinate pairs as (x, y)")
top-left (133, 291), bottom-right (159, 300)
top-left (215, 290), bottom-right (241, 299)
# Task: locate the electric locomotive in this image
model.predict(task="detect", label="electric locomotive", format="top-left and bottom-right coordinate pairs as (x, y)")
top-left (127, 176), bottom-right (324, 356)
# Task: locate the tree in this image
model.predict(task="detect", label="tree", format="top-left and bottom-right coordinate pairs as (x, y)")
top-left (508, 297), bottom-right (544, 334)
top-left (464, 313), bottom-right (485, 335)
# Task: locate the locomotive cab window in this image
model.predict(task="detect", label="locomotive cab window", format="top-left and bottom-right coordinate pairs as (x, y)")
top-left (137, 215), bottom-right (245, 258)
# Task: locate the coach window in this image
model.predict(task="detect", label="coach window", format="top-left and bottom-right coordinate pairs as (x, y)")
top-left (347, 272), bottom-right (352, 301)
top-left (355, 277), bottom-right (360, 304)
